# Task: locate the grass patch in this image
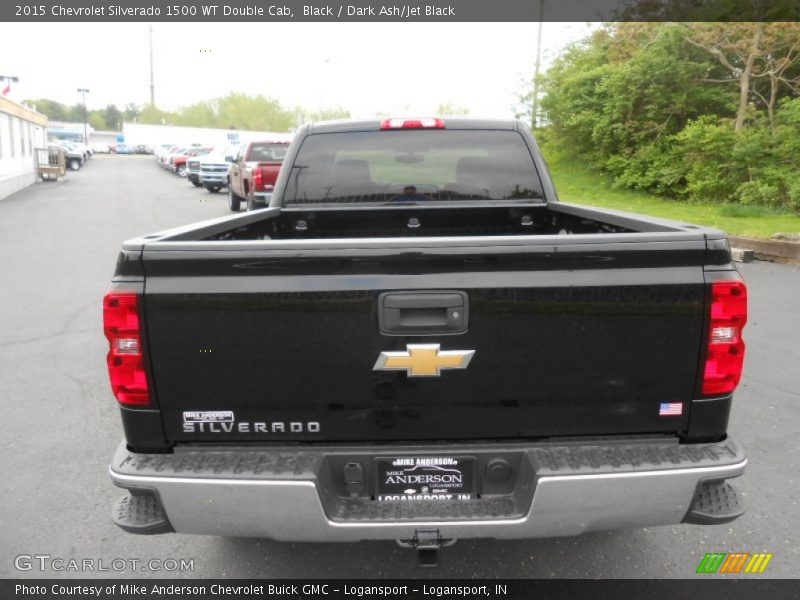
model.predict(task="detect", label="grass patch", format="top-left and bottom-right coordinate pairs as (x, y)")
top-left (717, 205), bottom-right (772, 218)
top-left (543, 150), bottom-right (800, 239)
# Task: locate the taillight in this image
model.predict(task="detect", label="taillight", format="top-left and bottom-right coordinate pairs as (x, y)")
top-left (701, 280), bottom-right (747, 396)
top-left (103, 292), bottom-right (150, 406)
top-left (380, 118), bottom-right (445, 130)
top-left (253, 168), bottom-right (263, 191)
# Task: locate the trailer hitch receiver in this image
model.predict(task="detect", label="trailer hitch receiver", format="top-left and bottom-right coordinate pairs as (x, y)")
top-left (397, 529), bottom-right (456, 568)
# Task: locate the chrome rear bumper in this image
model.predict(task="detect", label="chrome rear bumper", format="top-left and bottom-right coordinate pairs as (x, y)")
top-left (109, 438), bottom-right (746, 541)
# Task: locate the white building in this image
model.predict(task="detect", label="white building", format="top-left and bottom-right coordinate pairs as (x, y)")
top-left (47, 120), bottom-right (94, 143)
top-left (122, 123), bottom-right (293, 148)
top-left (0, 96), bottom-right (48, 201)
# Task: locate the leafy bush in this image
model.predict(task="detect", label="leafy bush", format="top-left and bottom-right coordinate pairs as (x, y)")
top-left (536, 23), bottom-right (800, 212)
top-left (785, 176), bottom-right (800, 211)
top-left (736, 182), bottom-right (781, 206)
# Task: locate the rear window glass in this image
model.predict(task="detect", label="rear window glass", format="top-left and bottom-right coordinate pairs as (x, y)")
top-left (248, 143), bottom-right (289, 161)
top-left (283, 130), bottom-right (544, 205)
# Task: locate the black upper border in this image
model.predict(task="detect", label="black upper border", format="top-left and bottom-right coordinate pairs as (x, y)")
top-left (3, 0), bottom-right (799, 22)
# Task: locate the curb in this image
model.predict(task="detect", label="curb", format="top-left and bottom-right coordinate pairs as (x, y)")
top-left (728, 236), bottom-right (800, 264)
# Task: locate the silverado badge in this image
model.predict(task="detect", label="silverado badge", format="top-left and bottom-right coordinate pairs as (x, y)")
top-left (373, 344), bottom-right (475, 377)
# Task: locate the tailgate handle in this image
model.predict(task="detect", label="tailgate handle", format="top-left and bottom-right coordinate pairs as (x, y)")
top-left (378, 291), bottom-right (468, 336)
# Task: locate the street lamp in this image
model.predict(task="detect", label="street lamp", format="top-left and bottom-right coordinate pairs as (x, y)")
top-left (77, 87), bottom-right (90, 144)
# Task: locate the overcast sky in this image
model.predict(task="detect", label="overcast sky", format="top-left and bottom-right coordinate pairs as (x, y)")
top-left (0, 22), bottom-right (596, 119)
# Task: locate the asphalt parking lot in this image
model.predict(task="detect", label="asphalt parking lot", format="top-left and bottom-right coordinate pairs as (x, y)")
top-left (0, 155), bottom-right (798, 579)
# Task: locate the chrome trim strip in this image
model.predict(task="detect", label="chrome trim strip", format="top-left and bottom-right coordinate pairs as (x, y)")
top-left (538, 457), bottom-right (747, 482)
top-left (109, 467), bottom-right (316, 488)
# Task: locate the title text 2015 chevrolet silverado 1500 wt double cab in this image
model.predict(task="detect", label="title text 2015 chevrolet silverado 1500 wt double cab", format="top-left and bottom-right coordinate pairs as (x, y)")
top-left (105, 118), bottom-right (748, 566)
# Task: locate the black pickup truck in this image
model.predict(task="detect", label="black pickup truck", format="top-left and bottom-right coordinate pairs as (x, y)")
top-left (105, 118), bottom-right (748, 564)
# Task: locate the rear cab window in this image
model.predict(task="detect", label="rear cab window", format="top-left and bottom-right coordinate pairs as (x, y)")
top-left (248, 142), bottom-right (289, 162)
top-left (283, 129), bottom-right (545, 206)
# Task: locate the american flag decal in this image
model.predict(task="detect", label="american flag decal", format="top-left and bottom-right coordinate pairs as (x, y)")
top-left (659, 402), bottom-right (683, 416)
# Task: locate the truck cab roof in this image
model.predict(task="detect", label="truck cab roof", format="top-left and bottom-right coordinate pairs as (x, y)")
top-left (307, 117), bottom-right (520, 134)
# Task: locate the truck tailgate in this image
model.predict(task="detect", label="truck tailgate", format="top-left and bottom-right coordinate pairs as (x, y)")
top-left (256, 163), bottom-right (281, 188)
top-left (141, 235), bottom-right (708, 443)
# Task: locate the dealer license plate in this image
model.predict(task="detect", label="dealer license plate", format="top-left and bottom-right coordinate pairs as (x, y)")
top-left (375, 456), bottom-right (475, 501)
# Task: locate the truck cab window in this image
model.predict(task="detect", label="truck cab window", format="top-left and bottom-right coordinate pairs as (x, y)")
top-left (284, 130), bottom-right (545, 206)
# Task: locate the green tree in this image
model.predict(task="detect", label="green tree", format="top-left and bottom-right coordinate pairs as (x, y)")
top-left (123, 103), bottom-right (141, 122)
top-left (532, 22), bottom-right (800, 209)
top-left (70, 103), bottom-right (88, 124)
top-left (683, 23), bottom-right (800, 131)
top-left (137, 104), bottom-right (176, 125)
top-left (294, 106), bottom-right (351, 124)
top-left (23, 93), bottom-right (352, 133)
top-left (23, 98), bottom-right (70, 121)
top-left (103, 104), bottom-right (123, 131)
top-left (539, 24), bottom-right (732, 170)
top-left (215, 93), bottom-right (296, 131)
top-left (88, 113), bottom-right (107, 131)
top-left (174, 100), bottom-right (217, 128)
top-left (168, 93), bottom-right (301, 130)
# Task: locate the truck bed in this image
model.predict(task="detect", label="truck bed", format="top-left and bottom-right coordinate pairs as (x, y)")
top-left (137, 201), bottom-right (714, 243)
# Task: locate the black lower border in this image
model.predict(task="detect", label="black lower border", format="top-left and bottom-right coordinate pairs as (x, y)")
top-left (2, 579), bottom-right (795, 600)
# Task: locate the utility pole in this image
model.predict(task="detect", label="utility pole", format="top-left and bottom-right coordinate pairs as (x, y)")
top-left (149, 25), bottom-right (155, 106)
top-left (531, 0), bottom-right (545, 128)
top-left (77, 88), bottom-right (90, 144)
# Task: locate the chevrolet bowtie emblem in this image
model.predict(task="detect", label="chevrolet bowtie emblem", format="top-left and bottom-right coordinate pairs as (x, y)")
top-left (373, 344), bottom-right (475, 377)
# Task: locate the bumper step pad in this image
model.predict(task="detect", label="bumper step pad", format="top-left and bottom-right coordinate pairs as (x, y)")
top-left (684, 480), bottom-right (746, 525)
top-left (112, 493), bottom-right (174, 535)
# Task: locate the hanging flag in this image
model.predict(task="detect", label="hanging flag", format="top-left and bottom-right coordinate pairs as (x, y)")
top-left (1, 81), bottom-right (10, 96)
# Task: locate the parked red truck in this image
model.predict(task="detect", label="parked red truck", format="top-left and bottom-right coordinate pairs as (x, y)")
top-left (227, 140), bottom-right (290, 211)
